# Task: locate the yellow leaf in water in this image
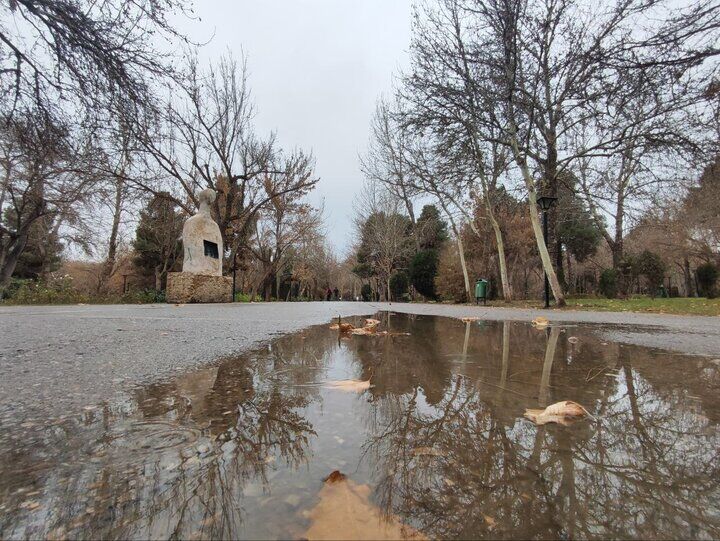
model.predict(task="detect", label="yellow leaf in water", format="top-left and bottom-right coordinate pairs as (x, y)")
top-left (532, 316), bottom-right (549, 327)
top-left (329, 323), bottom-right (354, 333)
top-left (303, 471), bottom-right (426, 540)
top-left (460, 316), bottom-right (480, 323)
top-left (524, 400), bottom-right (591, 426)
top-left (351, 327), bottom-right (376, 335)
top-left (324, 379), bottom-right (372, 393)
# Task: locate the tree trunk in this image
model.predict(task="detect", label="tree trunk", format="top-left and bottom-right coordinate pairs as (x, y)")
top-left (683, 258), bottom-right (694, 297)
top-left (487, 206), bottom-right (513, 301)
top-left (566, 250), bottom-right (573, 295)
top-left (101, 178), bottom-right (124, 290)
top-left (612, 194), bottom-right (625, 268)
top-left (508, 134), bottom-right (565, 306)
top-left (456, 235), bottom-right (471, 302)
top-left (438, 199), bottom-right (472, 301)
top-left (154, 266), bottom-right (162, 291)
top-left (0, 235), bottom-right (29, 288)
top-left (556, 238), bottom-right (565, 289)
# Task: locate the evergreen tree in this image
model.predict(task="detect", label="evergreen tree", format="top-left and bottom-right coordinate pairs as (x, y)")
top-left (416, 205), bottom-right (448, 250)
top-left (3, 211), bottom-right (63, 281)
top-left (409, 205), bottom-right (448, 298)
top-left (133, 194), bottom-right (184, 290)
top-left (409, 249), bottom-right (439, 298)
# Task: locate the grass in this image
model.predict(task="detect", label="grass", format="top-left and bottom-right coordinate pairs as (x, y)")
top-left (482, 295), bottom-right (720, 316)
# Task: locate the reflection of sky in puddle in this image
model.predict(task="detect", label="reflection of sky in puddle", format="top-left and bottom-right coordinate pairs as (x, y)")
top-left (1, 314), bottom-right (719, 539)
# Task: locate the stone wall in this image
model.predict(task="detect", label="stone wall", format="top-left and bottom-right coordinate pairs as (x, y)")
top-left (166, 272), bottom-right (232, 303)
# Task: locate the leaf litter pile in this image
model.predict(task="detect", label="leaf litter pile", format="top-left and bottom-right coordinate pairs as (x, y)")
top-left (303, 471), bottom-right (426, 541)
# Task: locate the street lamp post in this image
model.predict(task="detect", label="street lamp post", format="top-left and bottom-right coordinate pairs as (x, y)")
top-left (536, 195), bottom-right (558, 309)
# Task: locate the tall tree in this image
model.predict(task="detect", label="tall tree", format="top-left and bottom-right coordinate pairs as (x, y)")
top-left (134, 54), bottom-right (318, 265)
top-left (133, 193), bottom-right (183, 290)
top-left (353, 186), bottom-right (415, 302)
top-left (0, 109), bottom-right (97, 288)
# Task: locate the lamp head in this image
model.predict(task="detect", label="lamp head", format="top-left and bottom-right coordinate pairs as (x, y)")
top-left (537, 195), bottom-right (558, 211)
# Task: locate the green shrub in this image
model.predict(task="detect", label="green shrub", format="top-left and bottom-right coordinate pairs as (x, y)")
top-left (409, 249), bottom-right (439, 299)
top-left (697, 262), bottom-right (719, 298)
top-left (637, 250), bottom-right (666, 296)
top-left (599, 268), bottom-right (618, 299)
top-left (122, 289), bottom-right (166, 304)
top-left (1, 275), bottom-right (90, 304)
top-left (390, 271), bottom-right (409, 301)
top-left (360, 284), bottom-right (372, 301)
top-left (234, 292), bottom-right (262, 302)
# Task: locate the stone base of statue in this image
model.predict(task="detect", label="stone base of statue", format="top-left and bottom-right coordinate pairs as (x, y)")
top-left (166, 272), bottom-right (232, 303)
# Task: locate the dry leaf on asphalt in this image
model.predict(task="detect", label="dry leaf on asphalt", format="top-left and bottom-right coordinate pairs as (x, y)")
top-left (323, 379), bottom-right (372, 393)
top-left (303, 471), bottom-right (426, 540)
top-left (524, 400), bottom-right (592, 426)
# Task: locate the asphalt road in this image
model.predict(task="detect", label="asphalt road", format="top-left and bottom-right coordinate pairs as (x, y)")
top-left (1, 301), bottom-right (718, 425)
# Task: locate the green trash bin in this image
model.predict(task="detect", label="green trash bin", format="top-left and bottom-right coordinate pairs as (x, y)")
top-left (475, 279), bottom-right (488, 305)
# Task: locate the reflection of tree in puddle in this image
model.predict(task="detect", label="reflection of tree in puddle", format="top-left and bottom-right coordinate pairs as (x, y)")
top-left (0, 326), bottom-right (341, 540)
top-left (357, 318), bottom-right (720, 539)
top-left (1, 315), bottom-right (719, 539)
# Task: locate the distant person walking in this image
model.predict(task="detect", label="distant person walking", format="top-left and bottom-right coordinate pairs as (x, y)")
top-left (326, 288), bottom-right (332, 301)
top-left (333, 287), bottom-right (339, 301)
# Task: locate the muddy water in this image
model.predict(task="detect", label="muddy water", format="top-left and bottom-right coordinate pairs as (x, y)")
top-left (1, 314), bottom-right (719, 540)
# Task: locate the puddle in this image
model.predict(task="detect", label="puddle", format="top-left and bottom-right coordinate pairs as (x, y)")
top-left (1, 313), bottom-right (719, 539)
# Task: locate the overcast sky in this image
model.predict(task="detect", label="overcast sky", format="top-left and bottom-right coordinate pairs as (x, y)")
top-left (180, 0), bottom-right (414, 255)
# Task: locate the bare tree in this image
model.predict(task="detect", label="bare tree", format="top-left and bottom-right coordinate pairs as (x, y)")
top-left (0, 0), bottom-right (188, 118)
top-left (401, 0), bottom-right (516, 300)
top-left (360, 98), bottom-right (421, 248)
top-left (133, 54), bottom-right (318, 269)
top-left (353, 184), bottom-right (415, 302)
top-left (245, 172), bottom-right (324, 301)
top-left (0, 109), bottom-right (97, 288)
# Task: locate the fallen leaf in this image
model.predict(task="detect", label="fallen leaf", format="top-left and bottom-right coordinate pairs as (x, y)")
top-left (329, 323), bottom-right (355, 333)
top-left (460, 316), bottom-right (480, 323)
top-left (483, 515), bottom-right (497, 529)
top-left (531, 316), bottom-right (549, 327)
top-left (304, 471), bottom-right (426, 540)
top-left (364, 318), bottom-right (381, 327)
top-left (351, 327), bottom-right (376, 335)
top-left (412, 447), bottom-right (445, 457)
top-left (524, 400), bottom-right (592, 426)
top-left (323, 379), bottom-right (372, 393)
top-left (568, 336), bottom-right (579, 344)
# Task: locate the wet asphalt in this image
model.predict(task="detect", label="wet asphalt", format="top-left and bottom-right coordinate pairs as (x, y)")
top-left (0, 301), bottom-right (718, 424)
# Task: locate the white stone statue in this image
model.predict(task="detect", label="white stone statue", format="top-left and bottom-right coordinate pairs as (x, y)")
top-left (181, 188), bottom-right (223, 276)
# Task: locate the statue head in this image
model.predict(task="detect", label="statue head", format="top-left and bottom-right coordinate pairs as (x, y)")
top-left (197, 188), bottom-right (216, 215)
